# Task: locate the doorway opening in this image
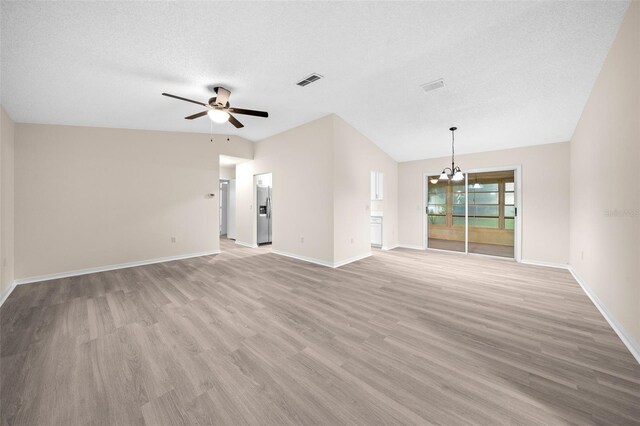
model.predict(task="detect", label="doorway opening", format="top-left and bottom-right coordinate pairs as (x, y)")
top-left (425, 168), bottom-right (519, 260)
top-left (370, 171), bottom-right (384, 248)
top-left (256, 173), bottom-right (272, 246)
top-left (219, 156), bottom-right (239, 252)
top-left (219, 180), bottom-right (229, 237)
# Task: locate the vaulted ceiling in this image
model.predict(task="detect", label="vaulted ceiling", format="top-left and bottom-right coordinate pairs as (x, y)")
top-left (0, 1), bottom-right (628, 161)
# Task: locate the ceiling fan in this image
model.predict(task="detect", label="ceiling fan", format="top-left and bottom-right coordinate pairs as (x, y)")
top-left (162, 87), bottom-right (268, 129)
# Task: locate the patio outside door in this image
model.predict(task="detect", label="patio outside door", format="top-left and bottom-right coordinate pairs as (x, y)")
top-left (426, 169), bottom-right (516, 259)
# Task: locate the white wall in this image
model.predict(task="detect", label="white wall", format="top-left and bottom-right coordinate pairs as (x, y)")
top-left (1, 106), bottom-right (16, 299)
top-left (332, 115), bottom-right (398, 263)
top-left (398, 142), bottom-right (570, 265)
top-left (236, 115), bottom-right (335, 263)
top-left (570, 2), bottom-right (639, 351)
top-left (14, 124), bottom-right (253, 280)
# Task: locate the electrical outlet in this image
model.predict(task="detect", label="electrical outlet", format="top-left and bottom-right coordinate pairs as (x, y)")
top-left (581, 251), bottom-right (584, 260)
top-left (171, 237), bottom-right (176, 243)
top-left (350, 238), bottom-right (354, 244)
top-left (300, 237), bottom-right (304, 243)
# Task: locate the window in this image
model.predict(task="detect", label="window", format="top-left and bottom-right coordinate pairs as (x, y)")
top-left (427, 184), bottom-right (447, 225)
top-left (451, 185), bottom-right (466, 227)
top-left (467, 183), bottom-right (499, 228)
top-left (504, 181), bottom-right (515, 230)
top-left (427, 177), bottom-right (515, 230)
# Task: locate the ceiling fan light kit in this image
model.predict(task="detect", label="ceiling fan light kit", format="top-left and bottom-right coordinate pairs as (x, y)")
top-left (162, 86), bottom-right (269, 129)
top-left (207, 109), bottom-right (230, 123)
top-left (439, 126), bottom-right (464, 182)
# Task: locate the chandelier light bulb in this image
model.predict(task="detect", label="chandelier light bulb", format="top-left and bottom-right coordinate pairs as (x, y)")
top-left (452, 170), bottom-right (464, 181)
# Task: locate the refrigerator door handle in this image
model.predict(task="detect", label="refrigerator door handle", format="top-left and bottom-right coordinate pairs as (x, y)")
top-left (266, 196), bottom-right (271, 219)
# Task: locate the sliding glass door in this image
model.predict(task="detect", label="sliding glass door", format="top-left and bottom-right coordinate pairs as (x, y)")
top-left (426, 169), bottom-right (516, 259)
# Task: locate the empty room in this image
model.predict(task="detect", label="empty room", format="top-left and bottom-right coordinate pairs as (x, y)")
top-left (1, 1), bottom-right (639, 425)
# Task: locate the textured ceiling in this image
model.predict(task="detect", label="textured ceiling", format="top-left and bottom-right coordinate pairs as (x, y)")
top-left (0, 1), bottom-right (628, 161)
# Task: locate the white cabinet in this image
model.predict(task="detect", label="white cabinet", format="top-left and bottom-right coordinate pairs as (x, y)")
top-left (371, 216), bottom-right (382, 247)
top-left (371, 171), bottom-right (384, 200)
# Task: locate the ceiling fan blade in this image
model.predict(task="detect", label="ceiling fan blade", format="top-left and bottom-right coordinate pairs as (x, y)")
top-left (185, 111), bottom-right (208, 120)
top-left (227, 113), bottom-right (244, 129)
top-left (162, 93), bottom-right (207, 107)
top-left (227, 107), bottom-right (269, 118)
top-left (214, 87), bottom-right (231, 107)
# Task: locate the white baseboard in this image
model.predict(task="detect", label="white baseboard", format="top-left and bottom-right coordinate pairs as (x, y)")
top-left (381, 244), bottom-right (399, 251)
top-left (521, 259), bottom-right (569, 269)
top-left (333, 252), bottom-right (372, 268)
top-left (0, 280), bottom-right (17, 307)
top-left (271, 250), bottom-right (371, 269)
top-left (568, 267), bottom-right (640, 364)
top-left (13, 250), bottom-right (221, 286)
top-left (271, 250), bottom-right (334, 268)
top-left (397, 244), bottom-right (425, 251)
top-left (235, 240), bottom-right (258, 248)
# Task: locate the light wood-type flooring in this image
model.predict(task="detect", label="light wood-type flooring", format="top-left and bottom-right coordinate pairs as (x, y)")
top-left (1, 239), bottom-right (639, 425)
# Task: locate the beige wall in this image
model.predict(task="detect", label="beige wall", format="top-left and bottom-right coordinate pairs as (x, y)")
top-left (398, 142), bottom-right (570, 265)
top-left (570, 2), bottom-right (639, 349)
top-left (236, 115), bottom-right (335, 264)
top-left (1, 106), bottom-right (16, 297)
top-left (236, 114), bottom-right (398, 266)
top-left (15, 124), bottom-right (252, 280)
top-left (219, 165), bottom-right (236, 180)
top-left (332, 115), bottom-right (398, 263)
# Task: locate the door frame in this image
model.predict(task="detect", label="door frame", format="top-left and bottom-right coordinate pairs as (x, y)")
top-left (422, 165), bottom-right (522, 262)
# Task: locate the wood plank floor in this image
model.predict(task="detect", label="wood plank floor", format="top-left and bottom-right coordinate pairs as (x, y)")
top-left (2, 239), bottom-right (639, 425)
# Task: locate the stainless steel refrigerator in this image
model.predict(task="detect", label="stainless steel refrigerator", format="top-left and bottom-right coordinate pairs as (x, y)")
top-left (257, 185), bottom-right (272, 245)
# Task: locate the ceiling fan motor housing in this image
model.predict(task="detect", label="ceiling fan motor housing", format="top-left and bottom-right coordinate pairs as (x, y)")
top-left (208, 97), bottom-right (230, 109)
top-left (212, 86), bottom-right (231, 107)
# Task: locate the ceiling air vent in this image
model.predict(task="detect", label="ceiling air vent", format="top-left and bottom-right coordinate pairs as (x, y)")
top-left (421, 79), bottom-right (445, 93)
top-left (296, 73), bottom-right (323, 87)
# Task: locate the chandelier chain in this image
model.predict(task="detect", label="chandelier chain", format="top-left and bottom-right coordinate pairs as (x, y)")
top-left (451, 128), bottom-right (455, 169)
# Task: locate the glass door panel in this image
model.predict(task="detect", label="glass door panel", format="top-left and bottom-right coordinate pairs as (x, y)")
top-left (467, 171), bottom-right (515, 258)
top-left (426, 176), bottom-right (465, 252)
